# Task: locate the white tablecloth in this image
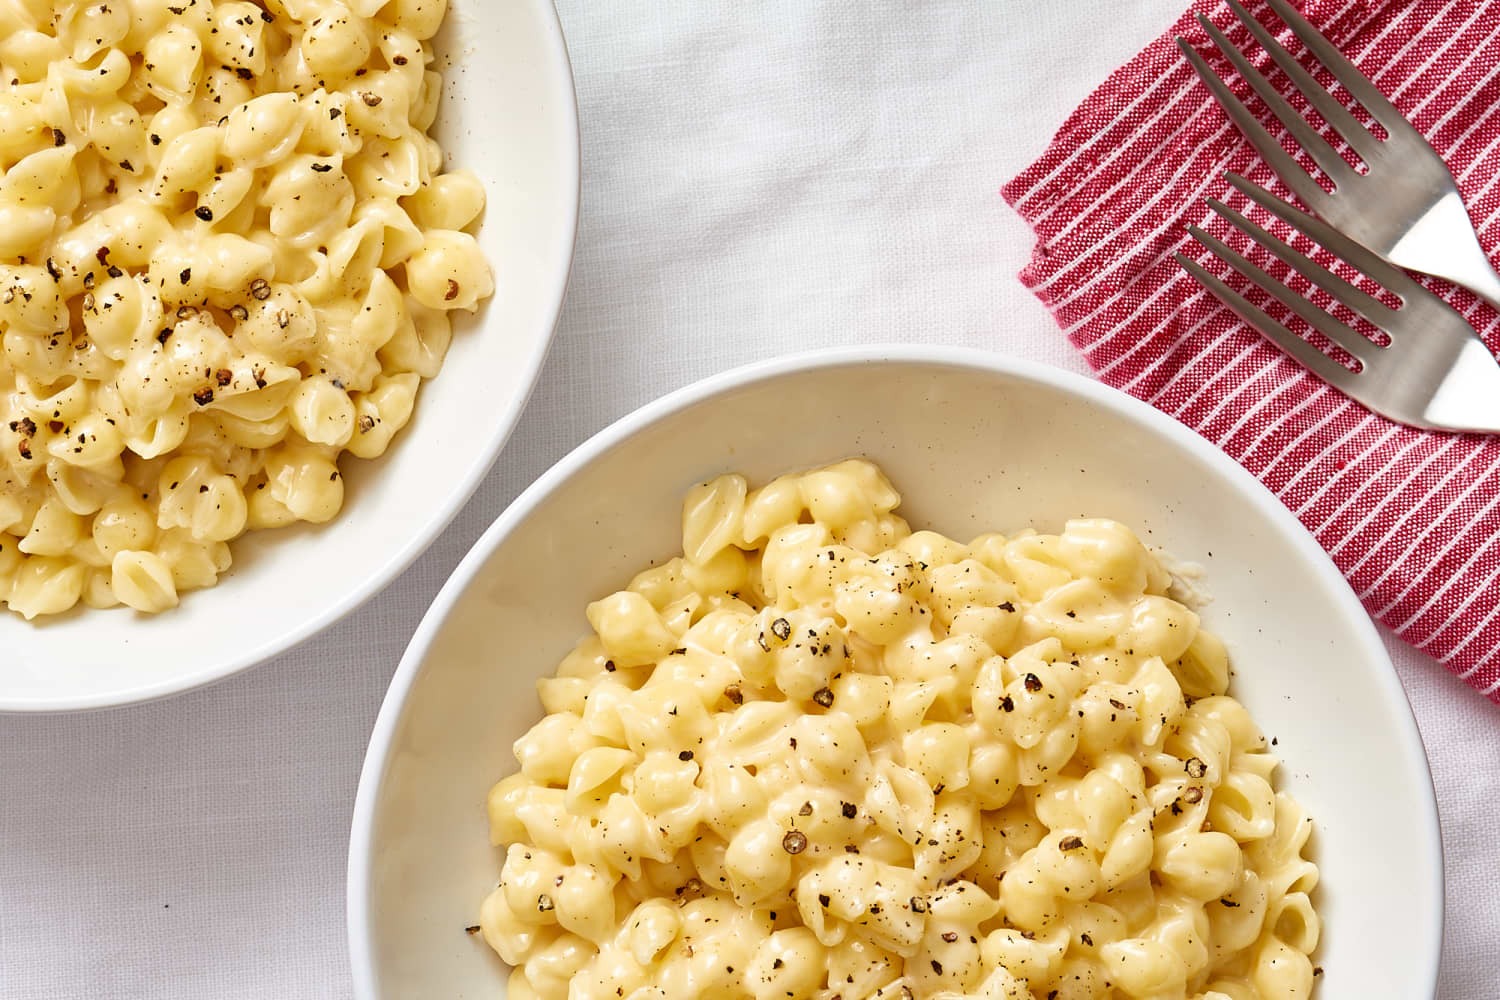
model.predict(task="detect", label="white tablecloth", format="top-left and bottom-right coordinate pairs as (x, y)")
top-left (3, 2), bottom-right (1496, 996)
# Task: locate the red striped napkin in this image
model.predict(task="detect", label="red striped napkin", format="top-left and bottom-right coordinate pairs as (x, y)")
top-left (1003, 0), bottom-right (1500, 700)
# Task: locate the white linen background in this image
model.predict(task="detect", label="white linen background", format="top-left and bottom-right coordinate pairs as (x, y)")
top-left (2, 1), bottom-right (1495, 996)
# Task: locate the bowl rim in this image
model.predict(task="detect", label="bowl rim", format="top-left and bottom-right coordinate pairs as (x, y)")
top-left (0, 0), bottom-right (582, 714)
top-left (346, 344), bottom-right (1444, 998)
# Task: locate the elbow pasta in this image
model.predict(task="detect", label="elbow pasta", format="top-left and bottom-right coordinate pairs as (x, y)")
top-left (483, 460), bottom-right (1322, 1000)
top-left (0, 0), bottom-right (492, 617)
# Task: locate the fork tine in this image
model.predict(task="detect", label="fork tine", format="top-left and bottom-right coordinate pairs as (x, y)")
top-left (1223, 172), bottom-right (1419, 300)
top-left (1262, 0), bottom-right (1412, 136)
top-left (1176, 37), bottom-right (1331, 213)
top-left (1193, 13), bottom-right (1356, 189)
top-left (1183, 223), bottom-right (1375, 365)
top-left (1204, 195), bottom-right (1398, 331)
top-left (1175, 252), bottom-right (1362, 388)
top-left (1224, 0), bottom-right (1383, 163)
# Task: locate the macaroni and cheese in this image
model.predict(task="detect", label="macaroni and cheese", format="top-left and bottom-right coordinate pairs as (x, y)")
top-left (0, 0), bottom-right (492, 617)
top-left (481, 460), bottom-right (1322, 999)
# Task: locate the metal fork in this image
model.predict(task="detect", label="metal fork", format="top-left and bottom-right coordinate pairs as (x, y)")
top-left (1178, 0), bottom-right (1500, 308)
top-left (1177, 173), bottom-right (1500, 433)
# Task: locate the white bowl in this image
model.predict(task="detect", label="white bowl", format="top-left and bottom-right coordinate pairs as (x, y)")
top-left (348, 347), bottom-right (1442, 998)
top-left (0, 0), bottom-right (580, 712)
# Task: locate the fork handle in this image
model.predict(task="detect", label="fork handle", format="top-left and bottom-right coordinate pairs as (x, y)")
top-left (1387, 190), bottom-right (1500, 312)
top-left (1440, 255), bottom-right (1500, 312)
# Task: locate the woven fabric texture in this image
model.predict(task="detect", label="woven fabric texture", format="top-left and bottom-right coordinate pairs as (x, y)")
top-left (1003, 0), bottom-right (1500, 696)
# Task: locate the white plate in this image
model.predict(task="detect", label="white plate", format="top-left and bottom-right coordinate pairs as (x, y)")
top-left (0, 0), bottom-right (580, 712)
top-left (348, 346), bottom-right (1442, 998)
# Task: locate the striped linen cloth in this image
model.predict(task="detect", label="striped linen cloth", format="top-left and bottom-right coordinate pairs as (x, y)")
top-left (1003, 0), bottom-right (1500, 699)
